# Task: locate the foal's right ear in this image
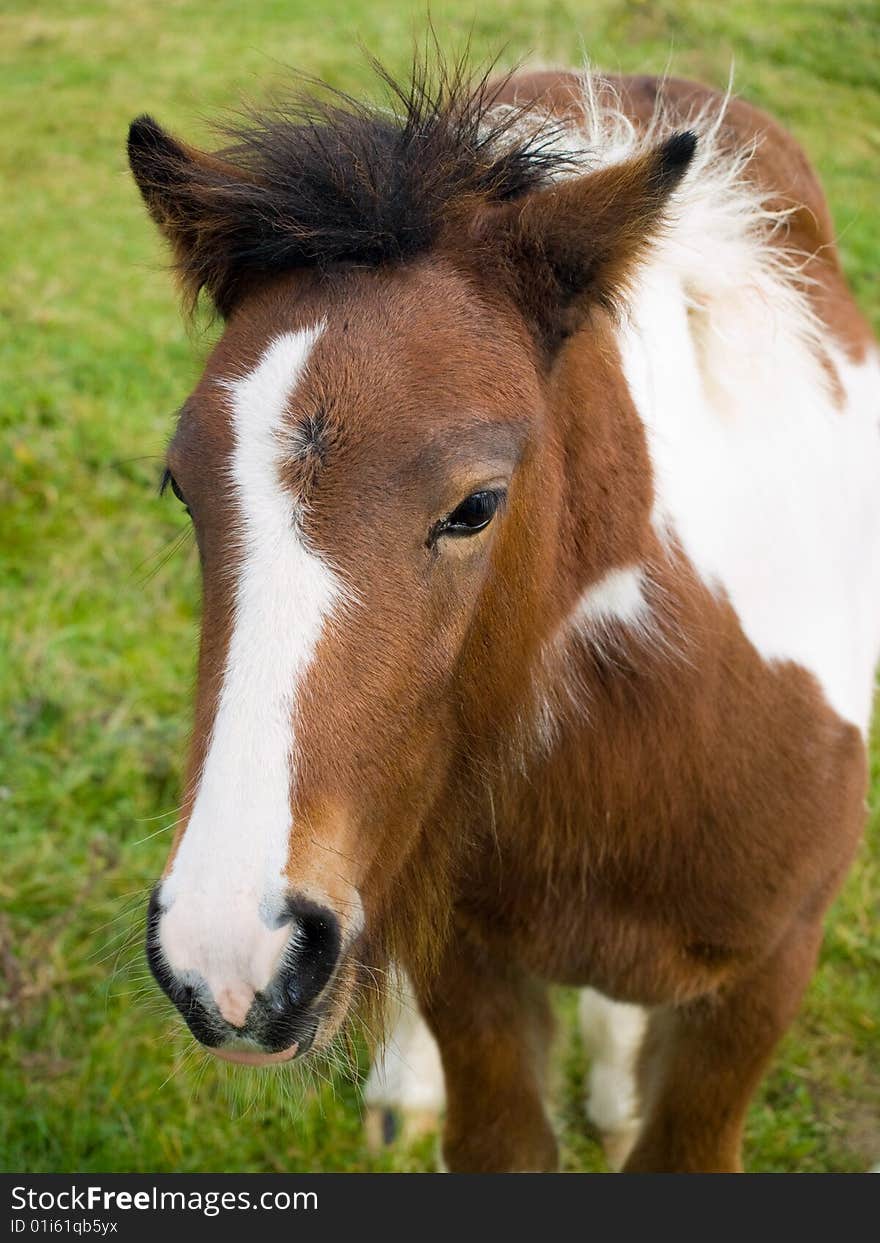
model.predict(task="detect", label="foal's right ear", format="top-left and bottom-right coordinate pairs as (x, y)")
top-left (127, 115), bottom-right (253, 314)
top-left (128, 115), bottom-right (194, 224)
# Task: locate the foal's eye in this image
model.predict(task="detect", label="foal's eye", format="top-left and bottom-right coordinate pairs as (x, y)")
top-left (160, 468), bottom-right (190, 514)
top-left (432, 489), bottom-right (504, 544)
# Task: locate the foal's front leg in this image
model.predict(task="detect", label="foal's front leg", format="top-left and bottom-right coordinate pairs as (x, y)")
top-left (418, 937), bottom-right (558, 1172)
top-left (625, 911), bottom-right (826, 1172)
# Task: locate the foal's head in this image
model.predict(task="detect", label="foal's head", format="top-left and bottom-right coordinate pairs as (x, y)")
top-left (130, 67), bottom-right (694, 1064)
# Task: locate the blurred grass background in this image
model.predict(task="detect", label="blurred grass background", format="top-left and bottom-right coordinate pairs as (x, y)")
top-left (1, 0), bottom-right (878, 1172)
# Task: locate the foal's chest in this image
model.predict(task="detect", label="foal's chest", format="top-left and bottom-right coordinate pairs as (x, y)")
top-left (471, 851), bottom-right (743, 1006)
top-left (466, 674), bottom-right (866, 1007)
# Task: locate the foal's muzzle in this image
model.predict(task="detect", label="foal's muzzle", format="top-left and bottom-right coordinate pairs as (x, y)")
top-left (145, 888), bottom-right (342, 1063)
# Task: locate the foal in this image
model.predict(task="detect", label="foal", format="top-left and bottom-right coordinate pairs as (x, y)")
top-left (129, 62), bottom-right (880, 1171)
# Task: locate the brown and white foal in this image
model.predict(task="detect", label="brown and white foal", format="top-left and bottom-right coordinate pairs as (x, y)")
top-left (129, 64), bottom-right (880, 1171)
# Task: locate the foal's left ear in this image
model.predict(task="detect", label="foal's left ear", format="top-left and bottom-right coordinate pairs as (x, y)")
top-left (476, 131), bottom-right (697, 352)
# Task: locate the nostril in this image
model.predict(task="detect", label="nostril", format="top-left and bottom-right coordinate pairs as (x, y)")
top-left (144, 886), bottom-right (224, 1048)
top-left (145, 885), bottom-right (175, 1001)
top-left (277, 894), bottom-right (342, 1010)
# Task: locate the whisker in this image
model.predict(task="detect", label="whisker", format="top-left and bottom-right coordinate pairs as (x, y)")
top-left (135, 528), bottom-right (193, 586)
top-left (127, 819), bottom-right (182, 848)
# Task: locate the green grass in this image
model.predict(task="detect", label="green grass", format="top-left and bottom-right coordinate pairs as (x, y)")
top-left (1, 0), bottom-right (878, 1173)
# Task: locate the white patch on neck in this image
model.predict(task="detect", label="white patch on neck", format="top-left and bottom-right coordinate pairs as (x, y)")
top-left (160, 326), bottom-right (347, 1001)
top-left (534, 568), bottom-right (656, 756)
top-left (619, 259), bottom-right (880, 734)
top-left (506, 67), bottom-right (880, 731)
top-left (571, 565), bottom-right (650, 632)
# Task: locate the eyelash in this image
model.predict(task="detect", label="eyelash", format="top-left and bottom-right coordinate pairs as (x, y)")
top-left (160, 468), bottom-right (190, 514)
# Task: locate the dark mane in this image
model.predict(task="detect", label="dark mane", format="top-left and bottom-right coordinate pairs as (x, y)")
top-left (128, 55), bottom-right (579, 313)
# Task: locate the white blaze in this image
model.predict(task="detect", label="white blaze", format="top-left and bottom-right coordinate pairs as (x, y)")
top-left (159, 327), bottom-right (346, 1010)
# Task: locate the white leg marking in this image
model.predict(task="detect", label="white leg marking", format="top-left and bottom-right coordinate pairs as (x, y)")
top-left (580, 988), bottom-right (648, 1170)
top-left (365, 981), bottom-right (445, 1146)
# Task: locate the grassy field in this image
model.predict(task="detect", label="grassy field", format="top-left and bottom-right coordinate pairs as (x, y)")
top-left (1, 0), bottom-right (878, 1173)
